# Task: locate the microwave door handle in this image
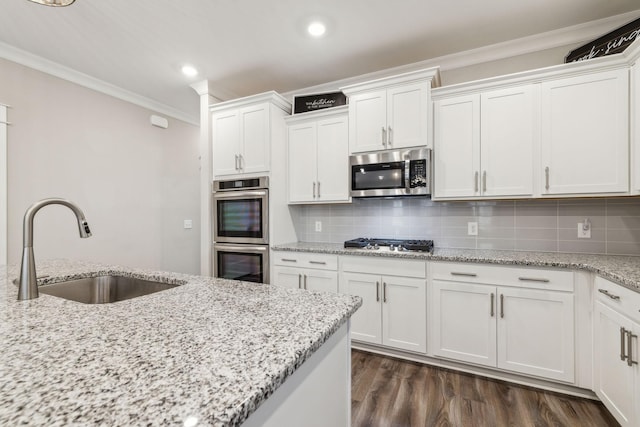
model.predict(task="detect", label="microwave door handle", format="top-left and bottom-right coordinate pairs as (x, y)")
top-left (405, 159), bottom-right (411, 193)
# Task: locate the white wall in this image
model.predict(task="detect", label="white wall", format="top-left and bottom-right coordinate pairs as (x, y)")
top-left (0, 58), bottom-right (201, 274)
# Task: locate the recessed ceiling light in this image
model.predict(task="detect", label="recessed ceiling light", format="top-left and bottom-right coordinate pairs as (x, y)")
top-left (27, 0), bottom-right (75, 5)
top-left (181, 65), bottom-right (198, 77)
top-left (307, 21), bottom-right (326, 38)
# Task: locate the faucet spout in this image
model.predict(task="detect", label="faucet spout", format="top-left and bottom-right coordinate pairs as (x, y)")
top-left (18, 198), bottom-right (92, 300)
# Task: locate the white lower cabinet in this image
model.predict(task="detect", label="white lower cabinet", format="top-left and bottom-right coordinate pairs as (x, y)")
top-left (339, 257), bottom-right (426, 353)
top-left (594, 277), bottom-right (640, 427)
top-left (430, 262), bottom-right (575, 383)
top-left (271, 252), bottom-right (338, 293)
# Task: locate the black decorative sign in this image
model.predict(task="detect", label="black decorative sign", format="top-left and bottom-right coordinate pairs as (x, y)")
top-left (565, 16), bottom-right (640, 63)
top-left (293, 91), bottom-right (347, 114)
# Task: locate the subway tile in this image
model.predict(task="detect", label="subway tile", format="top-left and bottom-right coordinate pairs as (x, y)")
top-left (442, 226), bottom-right (473, 239)
top-left (436, 237), bottom-right (477, 249)
top-left (514, 204), bottom-right (557, 229)
top-left (558, 240), bottom-right (606, 254)
top-left (605, 202), bottom-right (640, 217)
top-left (606, 215), bottom-right (640, 229)
top-left (441, 215), bottom-right (477, 227)
top-left (515, 239), bottom-right (558, 252)
top-left (607, 228), bottom-right (640, 243)
top-left (606, 241), bottom-right (640, 256)
top-left (478, 214), bottom-right (515, 228)
top-left (477, 238), bottom-right (516, 250)
top-left (558, 215), bottom-right (605, 229)
top-left (515, 227), bottom-right (557, 241)
top-left (478, 226), bottom-right (515, 239)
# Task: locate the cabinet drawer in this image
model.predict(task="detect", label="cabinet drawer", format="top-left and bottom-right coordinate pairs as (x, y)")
top-left (272, 251), bottom-right (338, 270)
top-left (430, 261), bottom-right (573, 292)
top-left (340, 256), bottom-right (426, 278)
top-left (595, 276), bottom-right (640, 323)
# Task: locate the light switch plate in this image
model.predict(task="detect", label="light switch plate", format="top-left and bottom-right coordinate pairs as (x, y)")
top-left (184, 219), bottom-right (193, 229)
top-left (315, 221), bottom-right (322, 232)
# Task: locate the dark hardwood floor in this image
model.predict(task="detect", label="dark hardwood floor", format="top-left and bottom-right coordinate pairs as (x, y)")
top-left (351, 350), bottom-right (619, 427)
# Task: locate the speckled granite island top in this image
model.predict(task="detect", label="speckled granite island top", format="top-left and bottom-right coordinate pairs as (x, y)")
top-left (272, 242), bottom-right (640, 293)
top-left (0, 260), bottom-right (361, 426)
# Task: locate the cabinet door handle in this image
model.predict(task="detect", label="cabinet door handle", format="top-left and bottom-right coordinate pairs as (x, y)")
top-left (518, 277), bottom-right (550, 283)
top-left (500, 294), bottom-right (504, 318)
top-left (598, 289), bottom-right (620, 300)
top-left (621, 327), bottom-right (628, 361)
top-left (383, 282), bottom-right (387, 303)
top-left (309, 261), bottom-right (326, 265)
top-left (545, 166), bottom-right (550, 191)
top-left (304, 274), bottom-right (308, 290)
top-left (317, 181), bottom-right (321, 198)
top-left (451, 272), bottom-right (477, 277)
top-left (281, 258), bottom-right (297, 263)
top-left (490, 293), bottom-right (495, 317)
top-left (376, 281), bottom-right (380, 302)
top-left (381, 127), bottom-right (386, 147)
top-left (628, 331), bottom-right (638, 367)
top-left (313, 182), bottom-right (316, 198)
top-left (482, 171), bottom-right (487, 193)
top-left (239, 154), bottom-right (244, 170)
top-left (235, 154), bottom-right (239, 170)
top-left (298, 274), bottom-right (302, 289)
top-left (474, 171), bottom-right (479, 193)
top-left (387, 126), bottom-right (392, 146)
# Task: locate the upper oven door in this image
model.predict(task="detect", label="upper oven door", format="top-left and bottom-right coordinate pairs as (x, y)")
top-left (213, 190), bottom-right (269, 244)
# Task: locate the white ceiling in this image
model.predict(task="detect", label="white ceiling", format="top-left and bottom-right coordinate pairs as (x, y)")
top-left (0, 0), bottom-right (639, 123)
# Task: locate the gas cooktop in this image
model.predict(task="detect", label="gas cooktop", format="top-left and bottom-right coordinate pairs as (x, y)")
top-left (344, 238), bottom-right (434, 252)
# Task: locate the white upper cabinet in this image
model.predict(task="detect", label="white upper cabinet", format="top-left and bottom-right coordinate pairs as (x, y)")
top-left (341, 68), bottom-right (440, 154)
top-left (540, 68), bottom-right (629, 195)
top-left (211, 92), bottom-right (290, 178)
top-left (286, 107), bottom-right (349, 204)
top-left (632, 60), bottom-right (640, 194)
top-left (433, 85), bottom-right (534, 199)
top-left (480, 86), bottom-right (535, 197)
top-left (433, 94), bottom-right (480, 198)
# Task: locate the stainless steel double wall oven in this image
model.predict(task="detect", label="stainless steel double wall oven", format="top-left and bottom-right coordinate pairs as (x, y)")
top-left (212, 177), bottom-right (270, 284)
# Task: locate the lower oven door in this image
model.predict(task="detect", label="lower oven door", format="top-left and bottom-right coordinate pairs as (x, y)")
top-left (213, 243), bottom-right (270, 284)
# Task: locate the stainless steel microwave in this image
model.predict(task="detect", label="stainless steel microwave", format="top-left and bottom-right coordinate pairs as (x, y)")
top-left (350, 148), bottom-right (431, 198)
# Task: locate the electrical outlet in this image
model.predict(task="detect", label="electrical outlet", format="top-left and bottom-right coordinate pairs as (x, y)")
top-left (315, 221), bottom-right (322, 232)
top-left (183, 219), bottom-right (193, 229)
top-left (467, 222), bottom-right (478, 236)
top-left (577, 222), bottom-right (591, 239)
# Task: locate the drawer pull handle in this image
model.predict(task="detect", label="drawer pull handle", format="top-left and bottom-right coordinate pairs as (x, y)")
top-left (621, 327), bottom-right (627, 361)
top-left (500, 294), bottom-right (504, 319)
top-left (518, 277), bottom-right (550, 283)
top-left (303, 274), bottom-right (308, 290)
top-left (281, 258), bottom-right (297, 263)
top-left (598, 289), bottom-right (620, 300)
top-left (298, 274), bottom-right (302, 289)
top-left (376, 281), bottom-right (380, 302)
top-left (628, 331), bottom-right (638, 367)
top-left (309, 261), bottom-right (327, 265)
top-left (383, 282), bottom-right (387, 303)
top-left (451, 272), bottom-right (477, 277)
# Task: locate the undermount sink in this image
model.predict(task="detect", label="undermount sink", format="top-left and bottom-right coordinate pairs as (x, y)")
top-left (35, 275), bottom-right (180, 304)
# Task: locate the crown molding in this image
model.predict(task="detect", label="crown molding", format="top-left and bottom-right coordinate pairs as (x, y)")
top-left (282, 9), bottom-right (640, 99)
top-left (0, 41), bottom-right (198, 125)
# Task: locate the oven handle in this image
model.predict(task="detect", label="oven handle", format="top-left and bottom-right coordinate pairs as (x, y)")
top-left (212, 190), bottom-right (268, 199)
top-left (214, 244), bottom-right (268, 253)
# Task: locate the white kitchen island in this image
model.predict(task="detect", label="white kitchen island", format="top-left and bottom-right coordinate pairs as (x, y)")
top-left (0, 260), bottom-right (361, 426)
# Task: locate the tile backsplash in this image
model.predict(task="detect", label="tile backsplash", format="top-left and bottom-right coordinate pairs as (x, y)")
top-left (291, 197), bottom-right (640, 256)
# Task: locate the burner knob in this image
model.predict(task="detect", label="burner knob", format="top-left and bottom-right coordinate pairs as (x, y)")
top-left (389, 244), bottom-right (395, 251)
top-left (397, 245), bottom-right (404, 251)
top-left (374, 244), bottom-right (380, 250)
top-left (365, 244), bottom-right (372, 250)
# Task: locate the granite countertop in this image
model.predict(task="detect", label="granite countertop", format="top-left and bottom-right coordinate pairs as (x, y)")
top-left (0, 260), bottom-right (361, 426)
top-left (271, 242), bottom-right (640, 293)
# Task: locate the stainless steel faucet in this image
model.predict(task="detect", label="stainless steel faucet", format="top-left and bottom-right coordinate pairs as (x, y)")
top-left (18, 198), bottom-right (92, 300)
